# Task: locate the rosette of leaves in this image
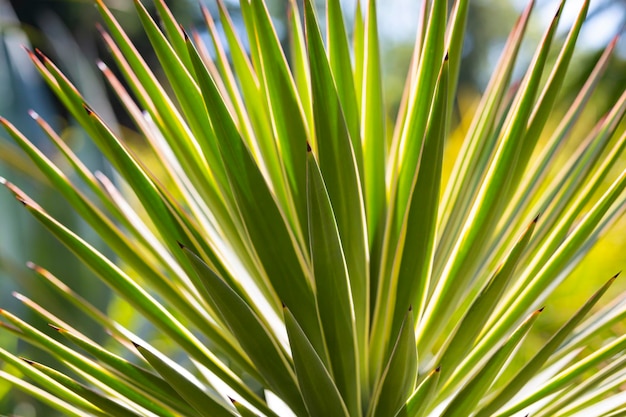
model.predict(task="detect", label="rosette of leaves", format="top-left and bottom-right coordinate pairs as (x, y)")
top-left (1, 0), bottom-right (626, 416)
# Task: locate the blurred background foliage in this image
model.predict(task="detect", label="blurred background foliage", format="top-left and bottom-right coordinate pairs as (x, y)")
top-left (0, 0), bottom-right (625, 415)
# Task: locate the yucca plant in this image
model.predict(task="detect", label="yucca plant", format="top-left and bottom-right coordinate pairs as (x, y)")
top-left (1, 0), bottom-right (626, 415)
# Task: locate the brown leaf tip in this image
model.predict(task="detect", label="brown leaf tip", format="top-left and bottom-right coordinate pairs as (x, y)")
top-left (48, 324), bottom-right (62, 331)
top-left (177, 241), bottom-right (186, 249)
top-left (20, 357), bottom-right (35, 365)
top-left (444, 51), bottom-right (449, 61)
top-left (83, 104), bottom-right (94, 115)
top-left (306, 142), bottom-right (312, 152)
top-left (533, 213), bottom-right (541, 223)
top-left (180, 24), bottom-right (189, 41)
top-left (538, 306), bottom-right (545, 313)
top-left (435, 366), bottom-right (441, 372)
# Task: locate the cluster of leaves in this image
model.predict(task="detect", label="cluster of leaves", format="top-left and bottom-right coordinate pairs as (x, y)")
top-left (0, 0), bottom-right (625, 416)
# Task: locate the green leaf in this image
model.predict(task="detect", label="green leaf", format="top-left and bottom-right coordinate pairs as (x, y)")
top-left (0, 117), bottom-right (244, 370)
top-left (180, 245), bottom-right (306, 417)
top-left (212, 0), bottom-right (283, 198)
top-left (55, 327), bottom-right (197, 416)
top-left (0, 310), bottom-right (179, 417)
top-left (326, 0), bottom-right (363, 175)
top-left (248, 0), bottom-right (310, 240)
top-left (231, 398), bottom-right (261, 417)
top-left (287, 0), bottom-right (314, 135)
top-left (392, 0), bottom-right (446, 214)
top-left (508, 0), bottom-right (589, 191)
top-left (12, 290), bottom-right (198, 415)
top-left (393, 53), bottom-right (449, 330)
top-left (131, 0), bottom-right (231, 205)
top-left (1, 180), bottom-right (265, 415)
top-left (306, 150), bottom-right (360, 416)
top-left (185, 34), bottom-right (326, 359)
top-left (369, 52), bottom-right (448, 386)
top-left (475, 273), bottom-right (617, 417)
top-left (436, 0), bottom-right (534, 280)
top-left (283, 307), bottom-right (350, 417)
top-left (444, 0), bottom-right (469, 126)
top-left (359, 0), bottom-right (386, 247)
top-left (22, 359), bottom-right (142, 417)
top-left (480, 140), bottom-right (626, 363)
top-left (303, 0), bottom-right (368, 402)
top-left (494, 329), bottom-right (626, 417)
top-left (367, 308), bottom-right (417, 417)
top-left (483, 34), bottom-right (620, 288)
top-left (437, 216), bottom-right (537, 389)
top-left (0, 369), bottom-right (90, 417)
top-left (0, 347), bottom-right (99, 416)
top-left (152, 0), bottom-right (193, 70)
top-left (95, 0), bottom-right (220, 202)
top-left (134, 343), bottom-right (236, 417)
top-left (441, 308), bottom-right (542, 417)
top-left (395, 366), bottom-right (441, 417)
top-left (352, 1), bottom-right (364, 107)
top-left (418, 0), bottom-right (564, 352)
top-left (533, 352), bottom-right (626, 417)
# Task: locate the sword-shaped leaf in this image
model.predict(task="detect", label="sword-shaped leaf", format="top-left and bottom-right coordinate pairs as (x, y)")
top-left (303, 0), bottom-right (368, 402)
top-left (185, 34), bottom-right (325, 358)
top-left (368, 309), bottom-right (417, 417)
top-left (22, 359), bottom-right (144, 417)
top-left (134, 343), bottom-right (236, 417)
top-left (475, 273), bottom-right (618, 417)
top-left (394, 366), bottom-right (441, 417)
top-left (306, 149), bottom-right (360, 416)
top-left (437, 216), bottom-right (537, 389)
top-left (181, 245), bottom-right (306, 417)
top-left (441, 308), bottom-right (542, 417)
top-left (283, 307), bottom-right (350, 417)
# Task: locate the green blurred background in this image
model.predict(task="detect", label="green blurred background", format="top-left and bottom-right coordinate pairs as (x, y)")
top-left (0, 0), bottom-right (625, 415)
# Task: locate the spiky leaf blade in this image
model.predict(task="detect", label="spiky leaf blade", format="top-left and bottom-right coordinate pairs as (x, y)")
top-left (441, 308), bottom-right (542, 417)
top-left (475, 273), bottom-right (618, 417)
top-left (306, 149), bottom-right (360, 416)
top-left (368, 308), bottom-right (418, 417)
top-left (283, 307), bottom-right (350, 417)
top-left (134, 343), bottom-right (236, 417)
top-left (181, 246), bottom-right (306, 417)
